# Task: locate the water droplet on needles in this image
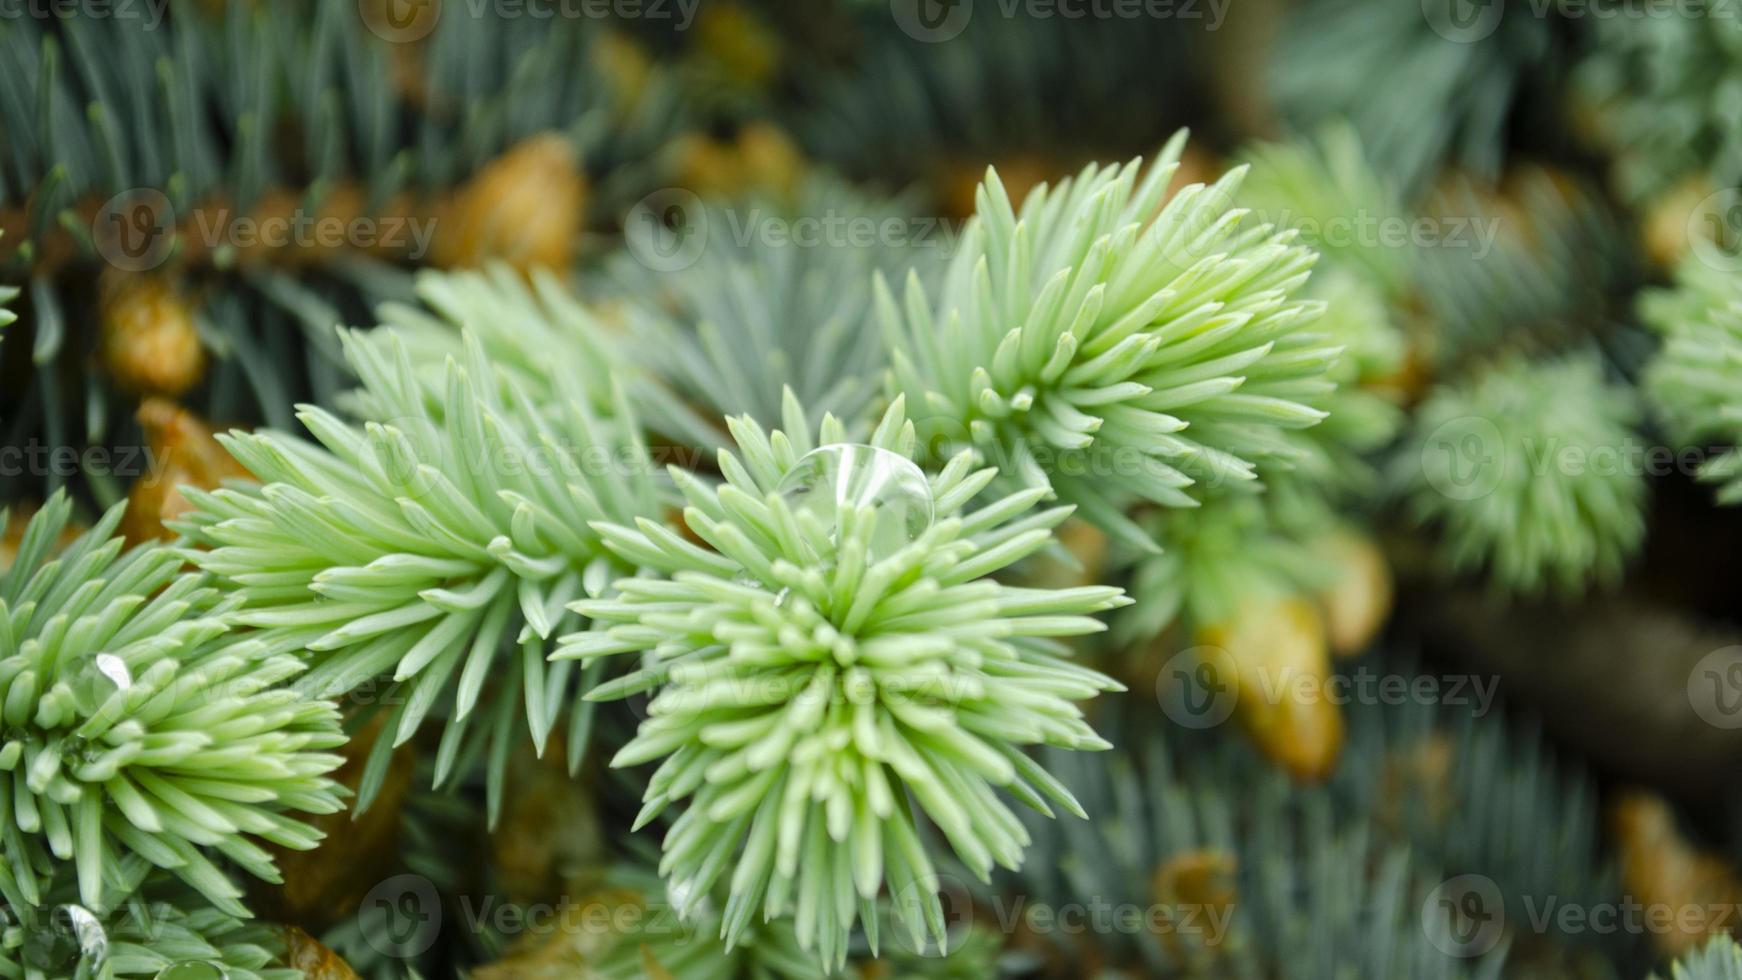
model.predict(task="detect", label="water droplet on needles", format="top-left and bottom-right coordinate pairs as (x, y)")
top-left (155, 962), bottom-right (228, 980)
top-left (775, 444), bottom-right (934, 565)
top-left (23, 904), bottom-right (107, 973)
top-left (94, 654), bottom-right (132, 691)
top-left (666, 876), bottom-right (709, 922)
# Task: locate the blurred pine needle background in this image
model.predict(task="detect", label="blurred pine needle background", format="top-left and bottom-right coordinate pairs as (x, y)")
top-left (3, 0), bottom-right (1742, 977)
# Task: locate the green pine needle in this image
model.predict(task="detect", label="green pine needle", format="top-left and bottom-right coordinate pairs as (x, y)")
top-left (1234, 131), bottom-right (1411, 498)
top-left (0, 493), bottom-right (345, 918)
top-left (878, 131), bottom-right (1337, 551)
top-left (1395, 354), bottom-right (1647, 597)
top-left (1261, 267), bottom-right (1409, 503)
top-left (1237, 125), bottom-right (1416, 302)
top-left (1574, 13), bottom-right (1742, 207)
top-left (1641, 254), bottom-right (1742, 505)
top-left (558, 394), bottom-right (1127, 970)
top-left (597, 177), bottom-right (929, 451)
top-left (177, 271), bottom-right (663, 823)
top-left (0, 235), bottom-right (15, 331)
top-left (1414, 170), bottom-right (1629, 372)
top-left (1271, 0), bottom-right (1553, 193)
top-left (1004, 709), bottom-right (1512, 978)
top-left (3, 860), bottom-right (299, 980)
top-left (1657, 935), bottom-right (1742, 980)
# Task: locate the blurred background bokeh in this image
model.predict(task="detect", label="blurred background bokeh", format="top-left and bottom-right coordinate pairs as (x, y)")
top-left (6, 1), bottom-right (1742, 977)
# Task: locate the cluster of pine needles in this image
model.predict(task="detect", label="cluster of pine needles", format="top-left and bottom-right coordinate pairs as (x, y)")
top-left (3, 1), bottom-right (1742, 978)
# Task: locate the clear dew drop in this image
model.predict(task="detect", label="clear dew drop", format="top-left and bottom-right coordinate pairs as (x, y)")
top-left (775, 444), bottom-right (934, 565)
top-left (155, 962), bottom-right (229, 980)
top-left (94, 653), bottom-right (132, 691)
top-left (665, 876), bottom-right (713, 924)
top-left (22, 904), bottom-right (108, 973)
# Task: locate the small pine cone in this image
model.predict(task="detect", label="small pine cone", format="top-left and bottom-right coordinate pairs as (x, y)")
top-left (434, 134), bottom-right (585, 273)
top-left (1611, 790), bottom-right (1742, 957)
top-left (669, 122), bottom-right (806, 203)
top-left (121, 398), bottom-right (250, 544)
top-left (595, 31), bottom-right (655, 113)
top-left (1199, 595), bottom-right (1345, 782)
top-left (1151, 849), bottom-right (1238, 961)
top-left (735, 122), bottom-right (806, 190)
top-left (1376, 733), bottom-right (1455, 834)
top-left (667, 133), bottom-right (741, 197)
top-left (1642, 175), bottom-right (1716, 272)
top-left (276, 927), bottom-right (362, 980)
top-left (693, 2), bottom-right (781, 91)
top-left (1311, 530), bottom-right (1394, 657)
top-left (98, 269), bottom-right (206, 396)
